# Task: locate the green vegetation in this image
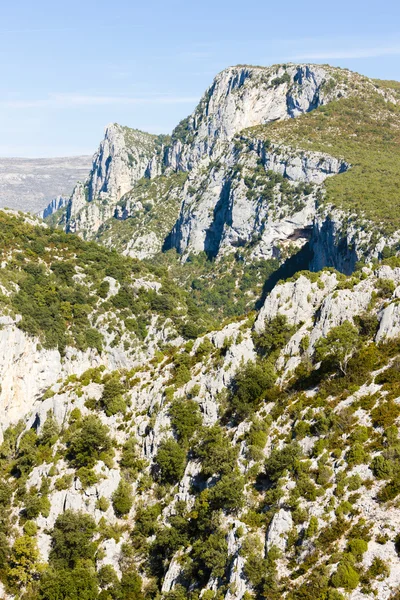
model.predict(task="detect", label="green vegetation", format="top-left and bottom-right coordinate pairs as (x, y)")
top-left (250, 90), bottom-right (400, 232)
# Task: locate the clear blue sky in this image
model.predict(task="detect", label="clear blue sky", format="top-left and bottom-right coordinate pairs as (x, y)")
top-left (1, 0), bottom-right (400, 157)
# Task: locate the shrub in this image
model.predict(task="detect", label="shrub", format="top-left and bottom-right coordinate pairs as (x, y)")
top-left (366, 556), bottom-right (390, 579)
top-left (195, 425), bottom-right (238, 478)
top-left (68, 415), bottom-right (112, 468)
top-left (120, 438), bottom-right (144, 477)
top-left (191, 531), bottom-right (229, 582)
top-left (346, 442), bottom-right (368, 466)
top-left (76, 467), bottom-right (99, 488)
top-left (254, 315), bottom-right (295, 356)
top-left (112, 480), bottom-right (133, 517)
top-left (331, 560), bottom-right (360, 590)
top-left (305, 516), bottom-right (319, 538)
top-left (155, 439), bottom-right (187, 484)
top-left (169, 399), bottom-right (202, 443)
top-left (265, 442), bottom-right (302, 483)
top-left (315, 321), bottom-right (360, 375)
top-left (347, 538), bottom-right (368, 560)
top-left (49, 510), bottom-right (97, 568)
top-left (208, 470), bottom-right (245, 513)
top-left (8, 534), bottom-right (40, 587)
top-left (96, 496), bottom-right (110, 512)
top-left (54, 474), bottom-right (73, 491)
top-left (229, 359), bottom-right (276, 420)
top-left (100, 375), bottom-right (126, 416)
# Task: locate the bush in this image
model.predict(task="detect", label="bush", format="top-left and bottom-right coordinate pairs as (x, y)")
top-left (191, 531), bottom-right (229, 582)
top-left (315, 321), bottom-right (360, 375)
top-left (208, 470), bottom-right (245, 513)
top-left (100, 375), bottom-right (126, 416)
top-left (265, 442), bottom-right (302, 483)
top-left (347, 538), bottom-right (368, 561)
top-left (229, 359), bottom-right (276, 420)
top-left (8, 534), bottom-right (40, 587)
top-left (120, 438), bottom-right (144, 478)
top-left (68, 414), bottom-right (112, 468)
top-left (155, 439), bottom-right (187, 484)
top-left (112, 479), bottom-right (133, 517)
top-left (366, 556), bottom-right (390, 579)
top-left (195, 425), bottom-right (238, 478)
top-left (254, 315), bottom-right (295, 356)
top-left (346, 442), bottom-right (368, 467)
top-left (331, 560), bottom-right (360, 590)
top-left (169, 399), bottom-right (202, 443)
top-left (49, 510), bottom-right (97, 568)
top-left (96, 496), bottom-right (110, 512)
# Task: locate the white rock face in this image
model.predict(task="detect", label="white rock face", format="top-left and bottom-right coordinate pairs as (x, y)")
top-left (266, 509), bottom-right (293, 553)
top-left (60, 63), bottom-right (369, 266)
top-left (88, 125), bottom-right (161, 202)
top-left (166, 64), bottom-right (350, 172)
top-left (161, 551), bottom-right (184, 593)
top-left (64, 124), bottom-right (165, 236)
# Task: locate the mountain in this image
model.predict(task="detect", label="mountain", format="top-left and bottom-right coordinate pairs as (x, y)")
top-left (53, 64), bottom-right (400, 273)
top-left (1, 64), bottom-right (400, 600)
top-left (0, 155), bottom-right (92, 213)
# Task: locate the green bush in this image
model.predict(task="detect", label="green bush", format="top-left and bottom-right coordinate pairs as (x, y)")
top-left (67, 415), bottom-right (112, 468)
top-left (208, 470), bottom-right (245, 513)
top-left (195, 425), bottom-right (238, 478)
top-left (229, 359), bottom-right (276, 420)
top-left (315, 321), bottom-right (360, 375)
top-left (331, 560), bottom-right (360, 590)
top-left (155, 439), bottom-right (187, 484)
top-left (347, 538), bottom-right (368, 560)
top-left (100, 375), bottom-right (126, 416)
top-left (169, 398), bottom-right (202, 443)
top-left (49, 510), bottom-right (97, 568)
top-left (112, 479), bottom-right (133, 517)
top-left (265, 442), bottom-right (302, 483)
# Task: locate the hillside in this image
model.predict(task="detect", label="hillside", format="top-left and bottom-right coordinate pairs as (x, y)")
top-left (1, 63), bottom-right (400, 600)
top-left (0, 156), bottom-right (92, 213)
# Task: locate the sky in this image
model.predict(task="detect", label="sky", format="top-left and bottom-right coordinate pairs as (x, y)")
top-left (1, 0), bottom-right (400, 157)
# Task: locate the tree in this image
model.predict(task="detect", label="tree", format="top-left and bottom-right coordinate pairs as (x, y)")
top-left (68, 415), bottom-right (112, 468)
top-left (39, 564), bottom-right (99, 600)
top-left (155, 439), bottom-right (187, 484)
top-left (195, 425), bottom-right (238, 478)
top-left (169, 399), bottom-right (202, 443)
top-left (7, 534), bottom-right (40, 587)
top-left (230, 359), bottom-right (276, 420)
top-left (331, 560), bottom-right (360, 590)
top-left (208, 469), bottom-right (245, 513)
top-left (112, 479), bottom-right (133, 517)
top-left (315, 321), bottom-right (360, 375)
top-left (100, 376), bottom-right (126, 416)
top-left (49, 510), bottom-right (97, 568)
top-left (192, 532), bottom-right (229, 582)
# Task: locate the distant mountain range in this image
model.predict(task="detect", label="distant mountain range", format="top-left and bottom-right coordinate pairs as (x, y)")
top-left (0, 155), bottom-right (92, 213)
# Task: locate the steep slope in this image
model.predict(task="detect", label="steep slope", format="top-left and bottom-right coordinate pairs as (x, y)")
top-left (59, 124), bottom-right (169, 236)
top-left (57, 64), bottom-right (354, 251)
top-left (55, 64), bottom-right (400, 282)
top-left (3, 208), bottom-right (400, 599)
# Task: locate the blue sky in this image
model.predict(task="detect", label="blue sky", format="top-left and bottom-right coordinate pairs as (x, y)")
top-left (1, 0), bottom-right (400, 157)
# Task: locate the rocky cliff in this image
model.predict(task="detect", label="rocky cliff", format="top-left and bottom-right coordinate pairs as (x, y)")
top-left (3, 208), bottom-right (400, 599)
top-left (56, 63), bottom-right (399, 278)
top-left (3, 63), bottom-right (400, 600)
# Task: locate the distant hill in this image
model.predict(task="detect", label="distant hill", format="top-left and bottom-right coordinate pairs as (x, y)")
top-left (0, 155), bottom-right (92, 213)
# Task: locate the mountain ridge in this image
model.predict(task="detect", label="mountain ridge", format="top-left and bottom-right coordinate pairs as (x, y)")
top-left (2, 62), bottom-right (400, 600)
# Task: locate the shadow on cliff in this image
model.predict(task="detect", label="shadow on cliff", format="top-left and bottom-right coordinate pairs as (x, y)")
top-left (256, 242), bottom-right (314, 309)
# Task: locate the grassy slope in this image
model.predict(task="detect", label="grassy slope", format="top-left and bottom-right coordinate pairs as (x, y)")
top-left (248, 85), bottom-right (400, 233)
